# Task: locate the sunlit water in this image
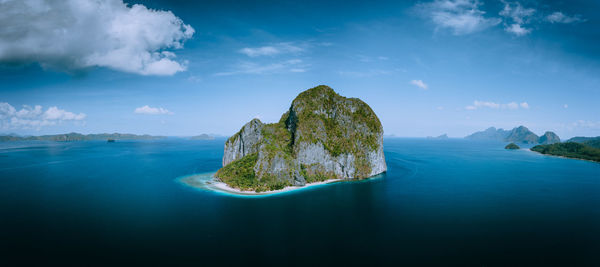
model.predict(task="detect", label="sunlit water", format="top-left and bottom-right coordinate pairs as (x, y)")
top-left (1, 138), bottom-right (598, 265)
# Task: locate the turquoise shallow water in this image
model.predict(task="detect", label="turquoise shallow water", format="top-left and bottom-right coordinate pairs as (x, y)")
top-left (0, 138), bottom-right (599, 265)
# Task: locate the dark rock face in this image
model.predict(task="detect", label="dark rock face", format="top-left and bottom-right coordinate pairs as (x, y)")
top-left (216, 85), bottom-right (387, 192)
top-left (505, 126), bottom-right (539, 144)
top-left (538, 131), bottom-right (560, 144)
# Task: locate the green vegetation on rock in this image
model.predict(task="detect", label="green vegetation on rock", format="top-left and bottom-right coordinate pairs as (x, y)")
top-left (531, 142), bottom-right (600, 162)
top-left (505, 143), bottom-right (520, 149)
top-left (215, 85), bottom-right (387, 192)
top-left (291, 85), bottom-right (382, 156)
top-left (566, 136), bottom-right (600, 149)
top-left (214, 153), bottom-right (290, 192)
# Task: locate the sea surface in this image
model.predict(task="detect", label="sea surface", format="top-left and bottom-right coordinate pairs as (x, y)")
top-left (0, 138), bottom-right (599, 265)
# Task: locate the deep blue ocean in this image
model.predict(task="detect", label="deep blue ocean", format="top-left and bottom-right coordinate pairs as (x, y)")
top-left (1, 138), bottom-right (599, 266)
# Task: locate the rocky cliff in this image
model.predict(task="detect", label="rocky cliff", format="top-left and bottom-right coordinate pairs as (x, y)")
top-left (216, 85), bottom-right (387, 192)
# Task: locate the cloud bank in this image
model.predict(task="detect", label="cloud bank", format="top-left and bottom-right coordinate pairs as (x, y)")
top-left (546, 12), bottom-right (584, 24)
top-left (418, 0), bottom-right (585, 37)
top-left (0, 0), bottom-right (194, 75)
top-left (238, 43), bottom-right (304, 57)
top-left (215, 59), bottom-right (307, 76)
top-left (465, 100), bottom-right (529, 110)
top-left (134, 105), bottom-right (173, 115)
top-left (0, 103), bottom-right (86, 130)
top-left (499, 1), bottom-right (535, 36)
top-left (418, 0), bottom-right (501, 35)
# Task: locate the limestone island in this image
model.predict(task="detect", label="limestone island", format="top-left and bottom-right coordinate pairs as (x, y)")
top-left (181, 85), bottom-right (387, 195)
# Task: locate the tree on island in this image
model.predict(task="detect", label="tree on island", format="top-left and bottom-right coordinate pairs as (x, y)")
top-left (505, 143), bottom-right (520, 149)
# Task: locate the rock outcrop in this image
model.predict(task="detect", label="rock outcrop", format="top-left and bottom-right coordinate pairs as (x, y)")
top-left (216, 85), bottom-right (387, 192)
top-left (222, 118), bottom-right (263, 166)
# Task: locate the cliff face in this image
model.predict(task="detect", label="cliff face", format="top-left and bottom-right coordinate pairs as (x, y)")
top-left (222, 119), bottom-right (263, 166)
top-left (216, 85), bottom-right (387, 192)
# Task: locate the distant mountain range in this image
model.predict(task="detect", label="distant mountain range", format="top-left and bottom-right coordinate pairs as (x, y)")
top-left (189, 134), bottom-right (215, 140)
top-left (0, 133), bottom-right (166, 142)
top-left (465, 126), bottom-right (560, 144)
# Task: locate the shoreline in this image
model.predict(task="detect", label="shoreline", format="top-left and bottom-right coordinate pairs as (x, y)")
top-left (177, 172), bottom-right (383, 197)
top-left (210, 178), bottom-right (343, 196)
top-left (528, 148), bottom-right (599, 164)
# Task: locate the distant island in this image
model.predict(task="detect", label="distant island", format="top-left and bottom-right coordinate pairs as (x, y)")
top-left (505, 143), bottom-right (520, 149)
top-left (426, 134), bottom-right (448, 140)
top-left (566, 136), bottom-right (600, 148)
top-left (531, 137), bottom-right (600, 162)
top-left (189, 134), bottom-right (215, 140)
top-left (182, 85), bottom-right (386, 194)
top-left (465, 126), bottom-right (560, 145)
top-left (0, 133), bottom-right (166, 142)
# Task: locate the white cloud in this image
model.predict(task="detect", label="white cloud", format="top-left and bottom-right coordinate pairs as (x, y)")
top-left (546, 12), bottom-right (584, 24)
top-left (563, 104), bottom-right (568, 109)
top-left (289, 68), bottom-right (307, 73)
top-left (215, 59), bottom-right (307, 76)
top-left (505, 23), bottom-right (531, 36)
top-left (499, 1), bottom-right (535, 36)
top-left (0, 103), bottom-right (85, 130)
top-left (418, 0), bottom-right (501, 35)
top-left (0, 0), bottom-right (194, 75)
top-left (506, 102), bottom-right (519, 109)
top-left (134, 105), bottom-right (173, 115)
top-left (238, 43), bottom-right (304, 57)
top-left (500, 1), bottom-right (535, 24)
top-left (465, 100), bottom-right (529, 110)
top-left (410, 80), bottom-right (429, 90)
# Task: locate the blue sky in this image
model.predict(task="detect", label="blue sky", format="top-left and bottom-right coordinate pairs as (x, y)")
top-left (1, 0), bottom-right (599, 138)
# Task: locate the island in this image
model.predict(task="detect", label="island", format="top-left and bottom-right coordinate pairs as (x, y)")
top-left (566, 136), bottom-right (600, 148)
top-left (505, 143), bottom-right (520, 149)
top-left (181, 85), bottom-right (387, 195)
top-left (0, 132), bottom-right (166, 142)
top-left (427, 134), bottom-right (448, 140)
top-left (189, 134), bottom-right (215, 140)
top-left (531, 142), bottom-right (600, 162)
